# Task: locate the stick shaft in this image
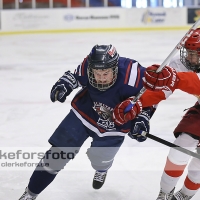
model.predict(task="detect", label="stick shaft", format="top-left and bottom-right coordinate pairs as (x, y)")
top-left (130, 18), bottom-right (200, 105)
top-left (147, 133), bottom-right (200, 159)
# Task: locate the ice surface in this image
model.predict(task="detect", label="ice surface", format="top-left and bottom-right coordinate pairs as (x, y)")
top-left (0, 30), bottom-right (199, 199)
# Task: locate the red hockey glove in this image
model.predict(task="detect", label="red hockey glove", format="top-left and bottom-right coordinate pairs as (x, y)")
top-left (143, 64), bottom-right (179, 92)
top-left (113, 97), bottom-right (143, 126)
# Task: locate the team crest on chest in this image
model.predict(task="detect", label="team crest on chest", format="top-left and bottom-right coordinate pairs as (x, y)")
top-left (93, 102), bottom-right (116, 130)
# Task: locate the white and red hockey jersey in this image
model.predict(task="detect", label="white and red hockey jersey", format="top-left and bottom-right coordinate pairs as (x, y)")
top-left (140, 55), bottom-right (200, 107)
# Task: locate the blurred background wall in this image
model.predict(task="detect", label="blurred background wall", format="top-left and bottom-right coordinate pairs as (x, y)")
top-left (1, 0), bottom-right (200, 9)
top-left (0, 0), bottom-right (200, 33)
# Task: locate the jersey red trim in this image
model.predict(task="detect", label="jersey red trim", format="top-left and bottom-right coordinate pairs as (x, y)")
top-left (81, 57), bottom-right (87, 76)
top-left (135, 65), bottom-right (140, 88)
top-left (124, 61), bottom-right (132, 84)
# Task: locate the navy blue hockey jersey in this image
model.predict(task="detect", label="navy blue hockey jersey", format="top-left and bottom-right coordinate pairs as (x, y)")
top-left (71, 56), bottom-right (146, 137)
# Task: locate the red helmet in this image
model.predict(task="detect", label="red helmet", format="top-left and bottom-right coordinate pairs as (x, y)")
top-left (185, 28), bottom-right (200, 51)
top-left (180, 28), bottom-right (200, 72)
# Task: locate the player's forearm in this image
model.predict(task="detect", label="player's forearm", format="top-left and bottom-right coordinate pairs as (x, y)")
top-left (177, 72), bottom-right (200, 95)
top-left (140, 90), bottom-right (166, 107)
top-left (140, 72), bottom-right (200, 107)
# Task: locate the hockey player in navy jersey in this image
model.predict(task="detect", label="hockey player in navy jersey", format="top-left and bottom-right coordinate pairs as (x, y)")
top-left (19, 44), bottom-right (154, 200)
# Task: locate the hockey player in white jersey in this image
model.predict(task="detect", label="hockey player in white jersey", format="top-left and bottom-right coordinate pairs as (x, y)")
top-left (143, 28), bottom-right (200, 200)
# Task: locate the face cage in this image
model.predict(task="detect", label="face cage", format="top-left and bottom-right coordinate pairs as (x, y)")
top-left (87, 66), bottom-right (118, 91)
top-left (180, 46), bottom-right (200, 73)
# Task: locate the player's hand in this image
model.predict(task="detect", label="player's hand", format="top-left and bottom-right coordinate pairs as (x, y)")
top-left (128, 108), bottom-right (151, 142)
top-left (50, 71), bottom-right (78, 103)
top-left (143, 64), bottom-right (179, 92)
top-left (113, 97), bottom-right (143, 126)
top-left (51, 82), bottom-right (72, 103)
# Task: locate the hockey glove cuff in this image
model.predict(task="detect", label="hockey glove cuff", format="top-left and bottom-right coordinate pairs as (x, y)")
top-left (128, 107), bottom-right (151, 142)
top-left (113, 97), bottom-right (143, 126)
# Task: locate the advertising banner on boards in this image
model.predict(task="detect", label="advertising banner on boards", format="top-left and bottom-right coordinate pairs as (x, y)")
top-left (187, 8), bottom-right (200, 24)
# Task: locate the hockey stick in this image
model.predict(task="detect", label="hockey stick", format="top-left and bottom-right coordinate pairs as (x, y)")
top-left (124, 18), bottom-right (200, 113)
top-left (147, 133), bottom-right (200, 160)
